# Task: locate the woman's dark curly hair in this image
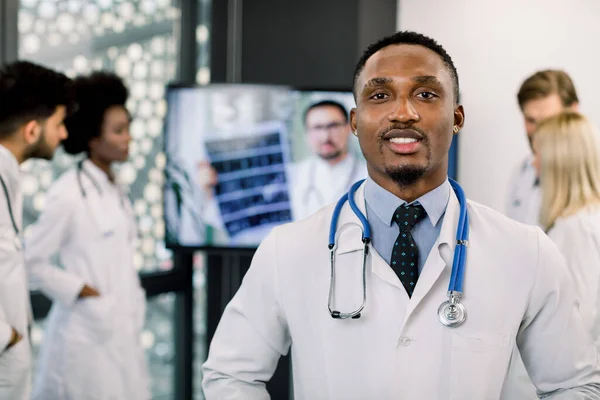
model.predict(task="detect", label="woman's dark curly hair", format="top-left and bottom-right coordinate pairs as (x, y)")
top-left (63, 72), bottom-right (129, 155)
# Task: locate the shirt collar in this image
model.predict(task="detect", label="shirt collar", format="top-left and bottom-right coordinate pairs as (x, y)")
top-left (82, 159), bottom-right (114, 190)
top-left (364, 176), bottom-right (450, 227)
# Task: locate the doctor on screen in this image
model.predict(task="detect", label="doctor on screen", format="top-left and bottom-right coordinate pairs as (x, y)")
top-left (202, 31), bottom-right (600, 399)
top-left (506, 70), bottom-right (579, 226)
top-left (25, 72), bottom-right (150, 400)
top-left (289, 100), bottom-right (367, 220)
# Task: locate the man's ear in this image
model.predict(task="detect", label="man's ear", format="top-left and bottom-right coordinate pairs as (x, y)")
top-left (22, 120), bottom-right (41, 145)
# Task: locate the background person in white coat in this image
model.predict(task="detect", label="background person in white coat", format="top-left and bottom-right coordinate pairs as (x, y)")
top-left (289, 100), bottom-right (367, 220)
top-left (202, 31), bottom-right (600, 399)
top-left (533, 111), bottom-right (600, 347)
top-left (25, 72), bottom-right (150, 400)
top-left (0, 61), bottom-right (72, 400)
top-left (506, 70), bottom-right (579, 226)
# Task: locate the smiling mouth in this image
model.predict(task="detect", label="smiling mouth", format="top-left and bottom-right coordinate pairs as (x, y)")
top-left (389, 137), bottom-right (419, 144)
top-left (382, 129), bottom-right (424, 155)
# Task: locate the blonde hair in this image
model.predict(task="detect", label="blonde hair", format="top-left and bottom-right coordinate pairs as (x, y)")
top-left (536, 111), bottom-right (600, 231)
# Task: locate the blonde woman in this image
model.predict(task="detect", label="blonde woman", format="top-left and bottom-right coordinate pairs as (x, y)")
top-left (533, 111), bottom-right (600, 345)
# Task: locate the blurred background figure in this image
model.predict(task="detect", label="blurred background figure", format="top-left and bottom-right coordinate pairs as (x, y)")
top-left (25, 72), bottom-right (150, 400)
top-left (506, 70), bottom-right (579, 226)
top-left (289, 100), bottom-right (366, 220)
top-left (533, 111), bottom-right (600, 347)
top-left (0, 60), bottom-right (72, 400)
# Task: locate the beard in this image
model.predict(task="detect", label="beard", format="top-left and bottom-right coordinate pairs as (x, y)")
top-left (379, 132), bottom-right (432, 187)
top-left (25, 129), bottom-right (55, 161)
top-left (318, 149), bottom-right (342, 161)
top-left (384, 164), bottom-right (427, 187)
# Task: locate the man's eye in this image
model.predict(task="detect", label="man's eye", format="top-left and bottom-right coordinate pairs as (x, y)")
top-left (370, 93), bottom-right (388, 100)
top-left (417, 92), bottom-right (436, 100)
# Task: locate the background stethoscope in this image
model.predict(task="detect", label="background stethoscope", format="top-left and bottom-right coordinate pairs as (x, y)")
top-left (327, 178), bottom-right (469, 328)
top-left (0, 173), bottom-right (22, 250)
top-left (303, 155), bottom-right (359, 206)
top-left (77, 159), bottom-right (136, 242)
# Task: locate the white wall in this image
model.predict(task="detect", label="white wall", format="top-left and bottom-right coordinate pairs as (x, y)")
top-left (397, 0), bottom-right (600, 211)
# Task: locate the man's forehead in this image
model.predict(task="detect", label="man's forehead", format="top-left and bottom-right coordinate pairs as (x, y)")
top-left (523, 94), bottom-right (564, 117)
top-left (358, 44), bottom-right (449, 86)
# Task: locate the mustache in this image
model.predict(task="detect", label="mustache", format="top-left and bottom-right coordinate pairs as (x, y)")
top-left (378, 124), bottom-right (427, 140)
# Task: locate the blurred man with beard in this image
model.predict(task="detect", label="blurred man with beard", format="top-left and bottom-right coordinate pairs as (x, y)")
top-left (290, 100), bottom-right (367, 220)
top-left (0, 60), bottom-right (73, 399)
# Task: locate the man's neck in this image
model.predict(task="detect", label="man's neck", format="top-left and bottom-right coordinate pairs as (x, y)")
top-left (368, 167), bottom-right (447, 203)
top-left (0, 140), bottom-right (25, 164)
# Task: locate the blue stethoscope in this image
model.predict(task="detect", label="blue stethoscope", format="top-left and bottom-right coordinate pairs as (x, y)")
top-left (328, 178), bottom-right (469, 328)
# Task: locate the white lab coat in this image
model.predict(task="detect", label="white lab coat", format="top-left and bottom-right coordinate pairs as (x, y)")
top-left (0, 145), bottom-right (31, 400)
top-left (203, 182), bottom-right (600, 399)
top-left (548, 208), bottom-right (600, 347)
top-left (25, 160), bottom-right (150, 400)
top-left (289, 154), bottom-right (367, 220)
top-left (506, 156), bottom-right (541, 227)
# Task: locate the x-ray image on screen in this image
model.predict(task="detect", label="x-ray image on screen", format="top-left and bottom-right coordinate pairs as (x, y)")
top-left (163, 84), bottom-right (295, 248)
top-left (204, 122), bottom-right (292, 239)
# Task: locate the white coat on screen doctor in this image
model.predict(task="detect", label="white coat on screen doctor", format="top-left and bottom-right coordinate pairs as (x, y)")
top-left (25, 160), bottom-right (149, 400)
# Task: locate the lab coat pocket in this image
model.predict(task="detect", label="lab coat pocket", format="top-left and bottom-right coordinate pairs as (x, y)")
top-left (71, 295), bottom-right (116, 343)
top-left (0, 337), bottom-right (31, 392)
top-left (450, 331), bottom-right (512, 400)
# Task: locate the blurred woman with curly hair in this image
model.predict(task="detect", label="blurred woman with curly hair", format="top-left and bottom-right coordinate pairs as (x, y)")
top-left (25, 72), bottom-right (150, 400)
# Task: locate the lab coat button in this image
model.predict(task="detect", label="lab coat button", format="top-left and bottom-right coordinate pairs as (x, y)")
top-left (400, 337), bottom-right (411, 347)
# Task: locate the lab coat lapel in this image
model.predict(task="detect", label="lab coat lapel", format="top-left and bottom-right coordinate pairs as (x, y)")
top-left (335, 183), bottom-right (405, 289)
top-left (80, 161), bottom-right (117, 238)
top-left (403, 189), bottom-right (460, 322)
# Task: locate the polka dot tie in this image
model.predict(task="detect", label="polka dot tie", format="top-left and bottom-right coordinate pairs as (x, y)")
top-left (391, 204), bottom-right (427, 297)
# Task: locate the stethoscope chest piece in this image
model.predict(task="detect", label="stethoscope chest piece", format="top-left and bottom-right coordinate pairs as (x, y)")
top-left (437, 292), bottom-right (466, 328)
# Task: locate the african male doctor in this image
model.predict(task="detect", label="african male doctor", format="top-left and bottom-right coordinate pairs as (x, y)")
top-left (202, 31), bottom-right (600, 400)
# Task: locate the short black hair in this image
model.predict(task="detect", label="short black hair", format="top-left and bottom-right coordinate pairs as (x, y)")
top-left (353, 31), bottom-right (460, 103)
top-left (0, 61), bottom-right (74, 138)
top-left (63, 71), bottom-right (129, 155)
top-left (303, 100), bottom-right (348, 125)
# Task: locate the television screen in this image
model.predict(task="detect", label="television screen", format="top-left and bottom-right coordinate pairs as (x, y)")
top-left (163, 84), bottom-right (367, 248)
top-left (164, 84), bottom-right (459, 249)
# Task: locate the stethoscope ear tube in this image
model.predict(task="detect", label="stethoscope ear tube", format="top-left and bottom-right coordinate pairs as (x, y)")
top-left (448, 179), bottom-right (469, 294)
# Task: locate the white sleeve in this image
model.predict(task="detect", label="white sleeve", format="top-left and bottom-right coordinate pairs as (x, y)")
top-left (25, 186), bottom-right (85, 306)
top-left (202, 228), bottom-right (291, 399)
top-left (0, 322), bottom-right (11, 351)
top-left (517, 229), bottom-right (600, 398)
top-left (548, 222), bottom-right (600, 342)
top-left (0, 233), bottom-right (14, 350)
top-left (0, 186), bottom-right (17, 349)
